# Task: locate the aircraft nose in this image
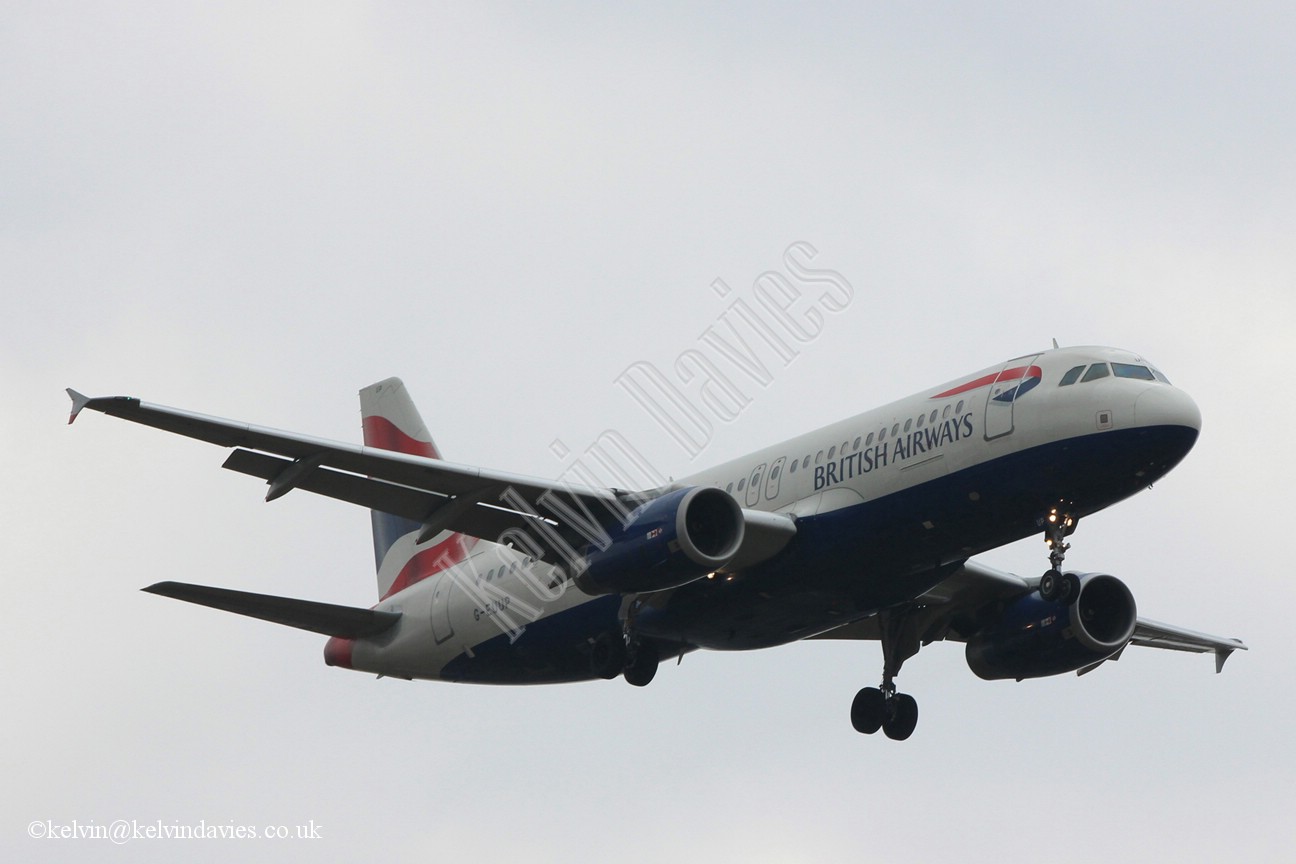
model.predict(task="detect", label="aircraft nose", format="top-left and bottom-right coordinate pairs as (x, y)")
top-left (1135, 385), bottom-right (1201, 432)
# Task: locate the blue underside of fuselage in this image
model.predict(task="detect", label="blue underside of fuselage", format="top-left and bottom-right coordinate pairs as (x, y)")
top-left (439, 424), bottom-right (1196, 685)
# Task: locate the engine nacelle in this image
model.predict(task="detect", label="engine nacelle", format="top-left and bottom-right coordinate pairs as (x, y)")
top-left (965, 572), bottom-right (1138, 681)
top-left (574, 486), bottom-right (744, 594)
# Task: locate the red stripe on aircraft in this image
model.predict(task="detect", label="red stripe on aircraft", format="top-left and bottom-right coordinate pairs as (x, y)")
top-left (379, 532), bottom-right (472, 600)
top-left (323, 636), bottom-right (354, 668)
top-left (931, 365), bottom-right (1041, 399)
top-left (362, 415), bottom-right (440, 458)
top-left (364, 408), bottom-right (472, 598)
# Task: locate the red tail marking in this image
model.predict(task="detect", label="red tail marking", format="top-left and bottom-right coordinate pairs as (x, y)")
top-left (380, 534), bottom-right (472, 600)
top-left (364, 408), bottom-right (471, 599)
top-left (362, 415), bottom-right (440, 458)
top-left (323, 637), bottom-right (354, 668)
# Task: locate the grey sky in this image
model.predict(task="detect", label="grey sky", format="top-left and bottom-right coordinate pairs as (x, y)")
top-left (4, 3), bottom-right (1292, 862)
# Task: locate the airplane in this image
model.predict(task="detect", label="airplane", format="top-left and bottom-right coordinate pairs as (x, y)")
top-left (67, 345), bottom-right (1246, 740)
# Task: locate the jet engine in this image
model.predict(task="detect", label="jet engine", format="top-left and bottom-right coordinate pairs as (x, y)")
top-left (965, 572), bottom-right (1138, 680)
top-left (574, 486), bottom-right (744, 594)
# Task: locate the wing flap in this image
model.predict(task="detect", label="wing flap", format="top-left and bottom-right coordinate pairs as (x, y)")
top-left (222, 448), bottom-right (568, 552)
top-left (222, 449), bottom-right (443, 520)
top-left (142, 581), bottom-right (401, 638)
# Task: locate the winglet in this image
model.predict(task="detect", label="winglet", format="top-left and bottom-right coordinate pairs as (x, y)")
top-left (1216, 645), bottom-right (1240, 674)
top-left (66, 388), bottom-right (91, 425)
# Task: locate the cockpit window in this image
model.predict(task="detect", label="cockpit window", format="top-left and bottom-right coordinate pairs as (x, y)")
top-left (1081, 363), bottom-right (1110, 382)
top-left (1112, 363), bottom-right (1156, 381)
top-left (1058, 365), bottom-right (1085, 386)
top-left (1150, 367), bottom-right (1171, 384)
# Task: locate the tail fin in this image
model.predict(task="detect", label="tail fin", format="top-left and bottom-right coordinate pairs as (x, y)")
top-left (360, 378), bottom-right (472, 600)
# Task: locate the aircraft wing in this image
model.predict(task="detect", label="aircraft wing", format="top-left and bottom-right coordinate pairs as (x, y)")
top-left (810, 560), bottom-right (1247, 673)
top-left (66, 390), bottom-right (629, 557)
top-left (1128, 618), bottom-right (1248, 673)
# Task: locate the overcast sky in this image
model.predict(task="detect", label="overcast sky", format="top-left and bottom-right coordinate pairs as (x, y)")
top-left (4, 3), bottom-right (1294, 862)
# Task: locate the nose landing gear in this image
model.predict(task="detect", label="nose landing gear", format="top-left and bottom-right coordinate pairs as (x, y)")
top-left (1039, 505), bottom-right (1081, 603)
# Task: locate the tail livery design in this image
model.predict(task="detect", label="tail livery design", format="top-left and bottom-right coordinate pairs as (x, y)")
top-left (361, 378), bottom-right (473, 600)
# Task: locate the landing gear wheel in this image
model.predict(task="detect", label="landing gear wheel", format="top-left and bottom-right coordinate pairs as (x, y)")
top-left (589, 631), bottom-right (625, 680)
top-left (1039, 569), bottom-right (1061, 601)
top-left (851, 687), bottom-right (886, 734)
top-left (850, 608), bottom-right (924, 739)
top-left (882, 694), bottom-right (919, 741)
top-left (1061, 572), bottom-right (1082, 604)
top-left (623, 643), bottom-right (659, 687)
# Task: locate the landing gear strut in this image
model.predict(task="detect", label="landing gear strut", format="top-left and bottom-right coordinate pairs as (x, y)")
top-left (1039, 505), bottom-right (1081, 603)
top-left (851, 609), bottom-right (921, 740)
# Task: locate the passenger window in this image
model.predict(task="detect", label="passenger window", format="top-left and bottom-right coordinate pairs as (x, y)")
top-left (737, 478), bottom-right (746, 491)
top-left (842, 440), bottom-right (849, 454)
top-left (726, 483), bottom-right (734, 493)
top-left (916, 413), bottom-right (924, 428)
top-left (853, 436), bottom-right (861, 450)
top-left (802, 456), bottom-right (811, 469)
top-left (904, 419), bottom-right (912, 433)
top-left (878, 427), bottom-right (887, 442)
top-left (1059, 365), bottom-right (1085, 386)
top-left (1113, 363), bottom-right (1156, 381)
top-left (942, 405), bottom-right (950, 420)
top-left (929, 410), bottom-right (937, 424)
top-left (866, 432), bottom-right (874, 446)
top-left (1081, 364), bottom-right (1110, 382)
top-left (815, 450), bottom-right (824, 464)
top-left (891, 423), bottom-right (899, 437)
top-left (789, 461), bottom-right (797, 474)
top-left (828, 446), bottom-right (836, 460)
top-left (771, 465), bottom-right (781, 480)
top-left (955, 400), bottom-right (964, 413)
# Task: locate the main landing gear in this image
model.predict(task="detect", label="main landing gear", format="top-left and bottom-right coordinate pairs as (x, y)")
top-left (851, 609), bottom-right (921, 740)
top-left (1039, 505), bottom-right (1081, 603)
top-left (622, 642), bottom-right (659, 687)
top-left (588, 624), bottom-right (659, 687)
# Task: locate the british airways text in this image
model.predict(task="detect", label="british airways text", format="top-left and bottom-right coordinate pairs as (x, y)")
top-left (814, 413), bottom-right (974, 490)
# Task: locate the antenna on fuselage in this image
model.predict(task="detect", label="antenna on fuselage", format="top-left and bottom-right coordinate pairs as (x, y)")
top-left (1052, 338), bottom-right (1059, 349)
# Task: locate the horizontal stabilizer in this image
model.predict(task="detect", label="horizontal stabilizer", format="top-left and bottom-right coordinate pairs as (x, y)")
top-left (141, 581), bottom-right (401, 638)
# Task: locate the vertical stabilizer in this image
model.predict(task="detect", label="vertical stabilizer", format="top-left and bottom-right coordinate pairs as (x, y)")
top-left (360, 378), bottom-right (472, 599)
